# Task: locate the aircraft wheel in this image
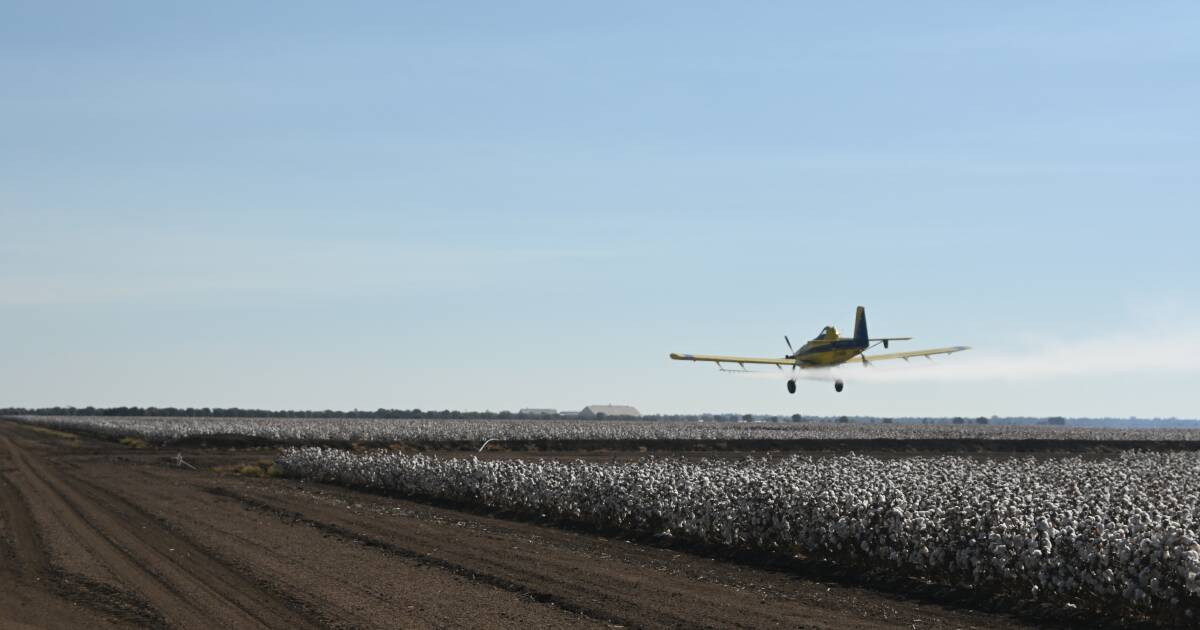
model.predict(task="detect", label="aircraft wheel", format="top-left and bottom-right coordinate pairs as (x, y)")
top-left (834, 379), bottom-right (844, 393)
top-left (787, 379), bottom-right (796, 394)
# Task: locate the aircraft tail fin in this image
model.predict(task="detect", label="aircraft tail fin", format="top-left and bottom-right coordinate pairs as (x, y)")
top-left (853, 306), bottom-right (868, 345)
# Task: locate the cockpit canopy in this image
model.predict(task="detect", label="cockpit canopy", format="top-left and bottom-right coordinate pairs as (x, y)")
top-left (818, 326), bottom-right (839, 339)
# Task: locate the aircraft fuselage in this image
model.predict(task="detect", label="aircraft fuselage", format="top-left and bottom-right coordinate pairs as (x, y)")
top-left (792, 337), bottom-right (867, 367)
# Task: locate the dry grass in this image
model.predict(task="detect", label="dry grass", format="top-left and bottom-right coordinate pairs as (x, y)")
top-left (213, 461), bottom-right (282, 478)
top-left (20, 424), bottom-right (81, 442)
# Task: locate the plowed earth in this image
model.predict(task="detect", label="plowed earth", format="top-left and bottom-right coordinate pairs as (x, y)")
top-left (0, 420), bottom-right (1067, 629)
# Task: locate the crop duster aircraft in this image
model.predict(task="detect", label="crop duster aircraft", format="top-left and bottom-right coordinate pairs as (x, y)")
top-left (670, 307), bottom-right (969, 394)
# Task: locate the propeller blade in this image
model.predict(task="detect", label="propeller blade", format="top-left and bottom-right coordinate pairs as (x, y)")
top-left (784, 335), bottom-right (794, 353)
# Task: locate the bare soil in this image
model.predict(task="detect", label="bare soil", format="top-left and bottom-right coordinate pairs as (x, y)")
top-left (0, 420), bottom-right (1138, 629)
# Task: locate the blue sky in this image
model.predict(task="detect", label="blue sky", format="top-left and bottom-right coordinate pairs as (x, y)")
top-left (2, 2), bottom-right (1198, 417)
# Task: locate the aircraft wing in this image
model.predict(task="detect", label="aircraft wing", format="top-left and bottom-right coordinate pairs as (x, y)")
top-left (669, 353), bottom-right (794, 367)
top-left (849, 346), bottom-right (970, 364)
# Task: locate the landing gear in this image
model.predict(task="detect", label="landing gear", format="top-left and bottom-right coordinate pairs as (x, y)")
top-left (834, 379), bottom-right (844, 393)
top-left (787, 379), bottom-right (796, 394)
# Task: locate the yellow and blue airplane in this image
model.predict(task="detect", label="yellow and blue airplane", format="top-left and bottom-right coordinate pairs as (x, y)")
top-left (670, 306), bottom-right (968, 394)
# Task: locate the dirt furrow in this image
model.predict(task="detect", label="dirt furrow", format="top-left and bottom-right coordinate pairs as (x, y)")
top-left (0, 437), bottom-right (156, 628)
top-left (0, 457), bottom-right (46, 579)
top-left (55, 464), bottom-right (325, 629)
top-left (216, 481), bottom-right (996, 629)
top-left (232, 488), bottom-right (791, 627)
top-left (0, 433), bottom-right (318, 630)
top-left (53, 449), bottom-right (613, 629)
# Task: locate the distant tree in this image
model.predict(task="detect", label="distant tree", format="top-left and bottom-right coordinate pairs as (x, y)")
top-left (952, 417), bottom-right (965, 425)
top-left (881, 418), bottom-right (894, 424)
top-left (1046, 416), bottom-right (1067, 426)
top-left (742, 414), bottom-right (753, 422)
top-left (791, 413), bottom-right (803, 422)
top-left (837, 416), bottom-right (850, 423)
top-left (975, 417), bottom-right (989, 425)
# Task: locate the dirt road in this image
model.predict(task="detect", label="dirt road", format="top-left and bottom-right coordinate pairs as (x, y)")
top-left (0, 420), bottom-right (1043, 629)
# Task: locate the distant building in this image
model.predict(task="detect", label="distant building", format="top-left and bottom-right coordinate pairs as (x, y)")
top-left (558, 410), bottom-right (580, 418)
top-left (579, 405), bottom-right (640, 418)
top-left (519, 408), bottom-right (557, 416)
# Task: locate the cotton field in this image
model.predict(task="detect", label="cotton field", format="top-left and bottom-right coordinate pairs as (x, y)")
top-left (277, 447), bottom-right (1200, 620)
top-left (13, 415), bottom-right (1200, 444)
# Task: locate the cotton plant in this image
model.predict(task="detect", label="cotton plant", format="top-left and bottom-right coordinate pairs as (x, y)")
top-left (276, 447), bottom-right (1200, 619)
top-left (16, 415), bottom-right (1200, 444)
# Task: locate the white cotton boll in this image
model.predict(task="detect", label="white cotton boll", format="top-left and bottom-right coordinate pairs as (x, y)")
top-left (239, 432), bottom-right (1200, 620)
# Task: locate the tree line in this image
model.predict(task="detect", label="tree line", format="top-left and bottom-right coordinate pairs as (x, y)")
top-left (0, 407), bottom-right (793, 422)
top-left (0, 406), bottom-right (644, 420)
top-left (0, 407), bottom-right (1090, 425)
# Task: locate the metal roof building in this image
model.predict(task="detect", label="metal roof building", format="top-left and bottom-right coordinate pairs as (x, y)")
top-left (579, 405), bottom-right (640, 418)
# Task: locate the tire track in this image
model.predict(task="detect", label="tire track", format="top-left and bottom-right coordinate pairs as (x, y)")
top-left (52, 464), bottom-right (337, 629)
top-left (44, 448), bottom-right (609, 630)
top-left (0, 438), bottom-right (163, 627)
top-left (211, 486), bottom-right (830, 629)
top-left (206, 486), bottom-right (642, 628)
top-left (0, 433), bottom-right (321, 630)
top-left (0, 458), bottom-right (44, 578)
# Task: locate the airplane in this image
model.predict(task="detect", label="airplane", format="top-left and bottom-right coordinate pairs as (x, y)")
top-left (670, 306), bottom-right (969, 394)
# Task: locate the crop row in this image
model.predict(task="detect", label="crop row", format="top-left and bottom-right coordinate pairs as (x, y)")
top-left (276, 447), bottom-right (1200, 622)
top-left (11, 415), bottom-right (1200, 443)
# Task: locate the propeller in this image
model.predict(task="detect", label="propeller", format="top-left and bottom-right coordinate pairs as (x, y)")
top-left (784, 335), bottom-right (798, 385)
